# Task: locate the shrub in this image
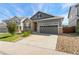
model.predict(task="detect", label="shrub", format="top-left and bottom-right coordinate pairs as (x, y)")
top-left (76, 20), bottom-right (79, 33)
top-left (23, 31), bottom-right (31, 37)
top-left (6, 21), bottom-right (17, 35)
top-left (28, 31), bottom-right (31, 34)
top-left (76, 26), bottom-right (79, 33)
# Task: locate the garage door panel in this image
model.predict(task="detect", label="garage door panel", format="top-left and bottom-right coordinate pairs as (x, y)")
top-left (40, 25), bottom-right (58, 34)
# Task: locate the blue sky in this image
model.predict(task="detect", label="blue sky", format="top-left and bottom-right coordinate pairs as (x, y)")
top-left (0, 3), bottom-right (76, 25)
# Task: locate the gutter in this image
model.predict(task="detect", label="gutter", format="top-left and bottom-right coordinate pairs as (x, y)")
top-left (32, 17), bottom-right (64, 22)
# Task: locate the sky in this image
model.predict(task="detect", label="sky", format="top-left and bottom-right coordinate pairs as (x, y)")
top-left (0, 3), bottom-right (77, 25)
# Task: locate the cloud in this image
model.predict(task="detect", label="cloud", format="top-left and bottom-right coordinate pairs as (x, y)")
top-left (31, 3), bottom-right (45, 14)
top-left (3, 9), bottom-right (13, 17)
top-left (61, 3), bottom-right (77, 9)
top-left (31, 5), bottom-right (36, 14)
top-left (16, 8), bottom-right (24, 13)
top-left (0, 3), bottom-right (76, 25)
top-left (37, 3), bottom-right (44, 10)
top-left (10, 4), bottom-right (25, 16)
top-left (59, 12), bottom-right (69, 25)
top-left (0, 9), bottom-right (10, 18)
top-left (59, 3), bottom-right (77, 25)
top-left (15, 8), bottom-right (25, 16)
top-left (30, 3), bottom-right (70, 25)
top-left (0, 7), bottom-right (14, 21)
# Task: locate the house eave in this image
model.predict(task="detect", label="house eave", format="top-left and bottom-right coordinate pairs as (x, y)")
top-left (31, 17), bottom-right (64, 22)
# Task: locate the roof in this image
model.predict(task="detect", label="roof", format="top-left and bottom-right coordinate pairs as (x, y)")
top-left (21, 18), bottom-right (30, 23)
top-left (30, 11), bottom-right (63, 20)
top-left (68, 6), bottom-right (72, 18)
top-left (30, 11), bottom-right (55, 20)
top-left (75, 3), bottom-right (79, 7)
top-left (4, 16), bottom-right (27, 24)
top-left (9, 16), bottom-right (27, 22)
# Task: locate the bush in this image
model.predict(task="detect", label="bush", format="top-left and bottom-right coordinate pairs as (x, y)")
top-left (6, 21), bottom-right (17, 35)
top-left (76, 21), bottom-right (79, 33)
top-left (23, 31), bottom-right (31, 37)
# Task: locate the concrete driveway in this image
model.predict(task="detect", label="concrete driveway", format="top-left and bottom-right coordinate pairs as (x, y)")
top-left (17, 33), bottom-right (58, 49)
top-left (0, 33), bottom-right (71, 55)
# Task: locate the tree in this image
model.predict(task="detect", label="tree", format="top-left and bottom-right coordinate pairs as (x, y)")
top-left (76, 20), bottom-right (79, 33)
top-left (6, 21), bottom-right (17, 35)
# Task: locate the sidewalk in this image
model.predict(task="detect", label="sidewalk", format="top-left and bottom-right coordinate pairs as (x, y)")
top-left (0, 41), bottom-right (71, 55)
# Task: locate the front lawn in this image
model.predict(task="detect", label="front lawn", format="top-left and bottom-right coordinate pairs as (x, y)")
top-left (0, 33), bottom-right (20, 42)
top-left (0, 31), bottom-right (31, 42)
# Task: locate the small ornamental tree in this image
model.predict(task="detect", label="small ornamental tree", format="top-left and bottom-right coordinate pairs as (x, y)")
top-left (76, 20), bottom-right (79, 33)
top-left (7, 21), bottom-right (17, 35)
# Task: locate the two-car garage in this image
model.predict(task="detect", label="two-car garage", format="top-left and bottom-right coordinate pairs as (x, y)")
top-left (40, 25), bottom-right (58, 34)
top-left (34, 18), bottom-right (63, 35)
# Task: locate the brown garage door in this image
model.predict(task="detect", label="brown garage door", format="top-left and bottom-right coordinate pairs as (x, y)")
top-left (40, 25), bottom-right (58, 34)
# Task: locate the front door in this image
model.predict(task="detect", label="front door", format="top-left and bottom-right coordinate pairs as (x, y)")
top-left (33, 22), bottom-right (37, 32)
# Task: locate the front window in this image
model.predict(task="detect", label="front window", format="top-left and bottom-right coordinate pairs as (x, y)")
top-left (37, 13), bottom-right (42, 18)
top-left (26, 23), bottom-right (29, 27)
top-left (26, 22), bottom-right (31, 28)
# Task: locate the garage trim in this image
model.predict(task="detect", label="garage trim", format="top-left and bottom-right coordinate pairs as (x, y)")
top-left (40, 25), bottom-right (58, 34)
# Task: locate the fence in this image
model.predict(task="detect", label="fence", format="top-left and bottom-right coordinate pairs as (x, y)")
top-left (63, 26), bottom-right (75, 33)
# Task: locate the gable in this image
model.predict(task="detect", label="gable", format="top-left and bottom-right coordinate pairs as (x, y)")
top-left (30, 11), bottom-right (54, 20)
top-left (23, 18), bottom-right (31, 23)
top-left (8, 16), bottom-right (27, 24)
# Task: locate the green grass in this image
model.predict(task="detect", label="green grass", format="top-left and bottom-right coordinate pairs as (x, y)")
top-left (0, 31), bottom-right (31, 42)
top-left (0, 33), bottom-right (20, 42)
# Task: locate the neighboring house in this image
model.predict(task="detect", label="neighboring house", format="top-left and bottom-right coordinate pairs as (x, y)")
top-left (25, 11), bottom-right (64, 34)
top-left (68, 4), bottom-right (79, 27)
top-left (4, 16), bottom-right (28, 33)
top-left (0, 22), bottom-right (8, 33)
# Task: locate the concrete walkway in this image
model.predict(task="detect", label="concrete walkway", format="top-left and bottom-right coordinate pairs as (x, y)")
top-left (0, 34), bottom-right (71, 55)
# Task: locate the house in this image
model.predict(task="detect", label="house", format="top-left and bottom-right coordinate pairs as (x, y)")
top-left (68, 4), bottom-right (78, 27)
top-left (24, 11), bottom-right (64, 34)
top-left (0, 22), bottom-right (8, 33)
top-left (68, 4), bottom-right (79, 32)
top-left (4, 16), bottom-right (28, 33)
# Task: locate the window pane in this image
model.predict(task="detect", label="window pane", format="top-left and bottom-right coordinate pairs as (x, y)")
top-left (77, 6), bottom-right (79, 16)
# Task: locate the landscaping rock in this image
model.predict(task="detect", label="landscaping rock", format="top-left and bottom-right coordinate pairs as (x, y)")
top-left (56, 34), bottom-right (79, 54)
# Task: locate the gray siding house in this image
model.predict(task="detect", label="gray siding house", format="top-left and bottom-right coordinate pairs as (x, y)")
top-left (68, 4), bottom-right (79, 27)
top-left (68, 4), bottom-right (79, 32)
top-left (24, 11), bottom-right (63, 34)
